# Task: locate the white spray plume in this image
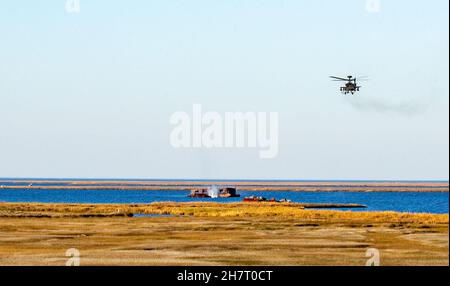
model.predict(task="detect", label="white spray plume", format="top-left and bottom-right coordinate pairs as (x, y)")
top-left (207, 185), bottom-right (219, 198)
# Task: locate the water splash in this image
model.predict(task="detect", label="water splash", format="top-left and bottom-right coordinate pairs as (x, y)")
top-left (207, 186), bottom-right (220, 198)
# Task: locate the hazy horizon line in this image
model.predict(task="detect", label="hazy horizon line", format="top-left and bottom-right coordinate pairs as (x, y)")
top-left (0, 177), bottom-right (448, 183)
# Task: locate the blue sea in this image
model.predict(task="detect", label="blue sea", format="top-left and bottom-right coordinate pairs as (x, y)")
top-left (0, 188), bottom-right (448, 214)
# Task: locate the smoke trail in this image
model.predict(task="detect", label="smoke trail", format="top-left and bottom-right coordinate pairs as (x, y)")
top-left (345, 96), bottom-right (430, 116)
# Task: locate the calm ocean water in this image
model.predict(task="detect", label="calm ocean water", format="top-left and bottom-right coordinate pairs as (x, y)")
top-left (0, 188), bottom-right (448, 214)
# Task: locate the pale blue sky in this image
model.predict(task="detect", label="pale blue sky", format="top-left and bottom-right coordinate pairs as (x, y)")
top-left (0, 0), bottom-right (448, 180)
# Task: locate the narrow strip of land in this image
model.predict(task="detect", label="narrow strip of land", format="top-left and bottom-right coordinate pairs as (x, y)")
top-left (0, 179), bottom-right (448, 192)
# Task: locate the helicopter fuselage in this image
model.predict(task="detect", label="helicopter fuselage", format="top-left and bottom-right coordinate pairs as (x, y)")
top-left (340, 82), bottom-right (360, 94)
top-left (330, 75), bottom-right (365, 95)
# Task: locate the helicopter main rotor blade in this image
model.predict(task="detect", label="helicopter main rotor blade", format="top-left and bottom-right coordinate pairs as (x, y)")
top-left (330, 76), bottom-right (348, 81)
top-left (356, 76), bottom-right (370, 81)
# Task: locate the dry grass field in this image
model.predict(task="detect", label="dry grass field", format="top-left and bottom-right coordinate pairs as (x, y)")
top-left (0, 202), bottom-right (448, 266)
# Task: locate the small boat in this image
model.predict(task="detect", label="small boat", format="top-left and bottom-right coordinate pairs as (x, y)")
top-left (219, 187), bottom-right (240, 198)
top-left (243, 196), bottom-right (292, 203)
top-left (188, 188), bottom-right (210, 198)
top-left (243, 196), bottom-right (267, 202)
top-left (188, 187), bottom-right (240, 198)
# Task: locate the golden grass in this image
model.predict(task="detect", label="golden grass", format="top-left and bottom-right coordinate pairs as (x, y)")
top-left (0, 202), bottom-right (447, 226)
top-left (0, 202), bottom-right (448, 266)
top-left (0, 215), bottom-right (448, 266)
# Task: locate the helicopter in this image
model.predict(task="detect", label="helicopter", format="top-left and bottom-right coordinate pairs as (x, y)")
top-left (330, 75), bottom-right (368, 95)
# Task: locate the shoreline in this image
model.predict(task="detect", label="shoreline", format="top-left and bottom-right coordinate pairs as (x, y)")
top-left (0, 202), bottom-right (447, 218)
top-left (1, 186), bottom-right (447, 192)
top-left (0, 179), bottom-right (448, 192)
